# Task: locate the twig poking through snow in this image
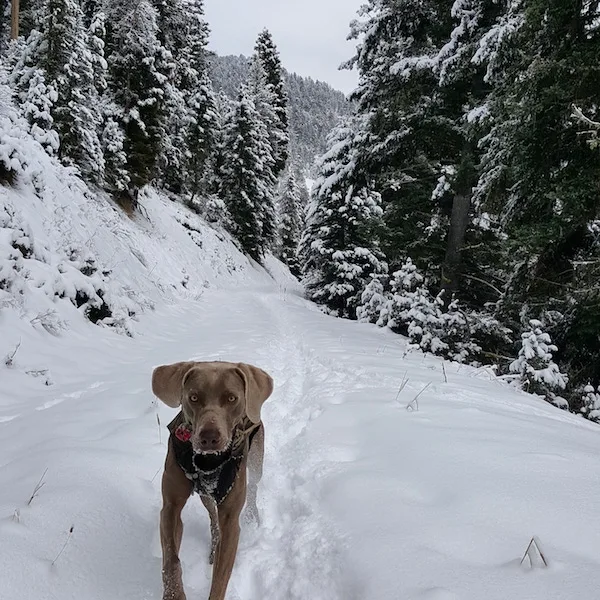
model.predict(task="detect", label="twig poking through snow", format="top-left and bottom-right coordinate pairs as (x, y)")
top-left (4, 340), bottom-right (22, 367)
top-left (520, 536), bottom-right (548, 569)
top-left (442, 362), bottom-right (448, 384)
top-left (27, 468), bottom-right (48, 506)
top-left (393, 372), bottom-right (409, 404)
top-left (406, 382), bottom-right (432, 412)
top-left (151, 466), bottom-right (162, 483)
top-left (52, 526), bottom-right (74, 566)
top-left (156, 413), bottom-right (162, 445)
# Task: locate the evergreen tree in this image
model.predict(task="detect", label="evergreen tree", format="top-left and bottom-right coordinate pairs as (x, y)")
top-left (88, 9), bottom-right (108, 95)
top-left (277, 167), bottom-right (303, 274)
top-left (185, 71), bottom-right (219, 197)
top-left (476, 0), bottom-right (600, 399)
top-left (0, 0), bottom-right (8, 53)
top-left (580, 384), bottom-right (600, 422)
top-left (18, 0), bottom-right (45, 40)
top-left (220, 87), bottom-right (276, 261)
top-left (254, 29), bottom-right (289, 175)
top-left (344, 0), bottom-right (451, 276)
top-left (12, 0), bottom-right (103, 180)
top-left (300, 119), bottom-right (388, 318)
top-left (509, 319), bottom-right (568, 407)
top-left (356, 275), bottom-right (388, 324)
top-left (81, 0), bottom-right (102, 28)
top-left (151, 0), bottom-right (216, 195)
top-left (105, 0), bottom-right (168, 194)
top-left (247, 56), bottom-right (286, 183)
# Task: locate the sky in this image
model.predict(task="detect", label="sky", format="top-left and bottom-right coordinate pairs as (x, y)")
top-left (203, 0), bottom-right (364, 95)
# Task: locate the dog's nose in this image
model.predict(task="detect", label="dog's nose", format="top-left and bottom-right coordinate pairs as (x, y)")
top-left (199, 427), bottom-right (221, 450)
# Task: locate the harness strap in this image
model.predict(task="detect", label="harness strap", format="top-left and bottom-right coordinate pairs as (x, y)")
top-left (167, 412), bottom-right (261, 505)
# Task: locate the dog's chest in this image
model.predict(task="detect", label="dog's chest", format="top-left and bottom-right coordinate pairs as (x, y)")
top-left (188, 453), bottom-right (243, 504)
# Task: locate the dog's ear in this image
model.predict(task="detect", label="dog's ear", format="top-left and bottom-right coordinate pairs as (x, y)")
top-left (236, 363), bottom-right (273, 423)
top-left (152, 362), bottom-right (195, 408)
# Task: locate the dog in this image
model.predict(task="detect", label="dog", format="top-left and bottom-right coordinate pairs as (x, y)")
top-left (152, 361), bottom-right (273, 600)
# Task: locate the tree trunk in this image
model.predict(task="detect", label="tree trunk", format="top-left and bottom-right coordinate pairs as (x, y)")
top-left (11, 0), bottom-right (19, 39)
top-left (441, 192), bottom-right (471, 295)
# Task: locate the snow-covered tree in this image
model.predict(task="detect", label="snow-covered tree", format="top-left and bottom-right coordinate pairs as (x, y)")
top-left (184, 71), bottom-right (219, 196)
top-left (12, 0), bottom-right (103, 180)
top-left (277, 167), bottom-right (304, 274)
top-left (220, 87), bottom-right (276, 261)
top-left (12, 57), bottom-right (60, 155)
top-left (247, 56), bottom-right (286, 183)
top-left (343, 0), bottom-right (452, 273)
top-left (356, 275), bottom-right (388, 324)
top-left (301, 119), bottom-right (388, 318)
top-left (509, 320), bottom-right (568, 405)
top-left (254, 29), bottom-right (289, 175)
top-left (580, 384), bottom-right (600, 422)
top-left (88, 9), bottom-right (108, 95)
top-left (101, 103), bottom-right (129, 193)
top-left (379, 259), bottom-right (444, 351)
top-left (105, 0), bottom-right (168, 194)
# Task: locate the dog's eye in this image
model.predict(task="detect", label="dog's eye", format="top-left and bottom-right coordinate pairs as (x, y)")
top-left (228, 395), bottom-right (237, 403)
top-left (189, 394), bottom-right (198, 403)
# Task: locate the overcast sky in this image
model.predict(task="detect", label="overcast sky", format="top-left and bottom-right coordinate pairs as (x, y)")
top-left (204, 0), bottom-right (364, 95)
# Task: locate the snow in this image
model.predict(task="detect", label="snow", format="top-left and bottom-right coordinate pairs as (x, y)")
top-left (2, 92), bottom-right (600, 600)
top-left (2, 283), bottom-right (600, 599)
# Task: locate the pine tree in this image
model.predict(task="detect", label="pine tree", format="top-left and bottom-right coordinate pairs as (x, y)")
top-left (185, 71), bottom-right (219, 197)
top-left (475, 0), bottom-right (600, 400)
top-left (356, 275), bottom-right (388, 324)
top-left (18, 0), bottom-right (45, 40)
top-left (220, 87), bottom-right (276, 261)
top-left (344, 0), bottom-right (452, 275)
top-left (509, 319), bottom-right (568, 406)
top-left (300, 119), bottom-right (388, 318)
top-left (247, 56), bottom-right (286, 183)
top-left (254, 29), bottom-right (289, 175)
top-left (12, 0), bottom-right (103, 180)
top-left (151, 0), bottom-right (216, 195)
top-left (580, 384), bottom-right (600, 422)
top-left (81, 0), bottom-right (101, 28)
top-left (0, 0), bottom-right (8, 52)
top-left (88, 8), bottom-right (108, 94)
top-left (277, 167), bottom-right (304, 274)
top-left (105, 0), bottom-right (168, 194)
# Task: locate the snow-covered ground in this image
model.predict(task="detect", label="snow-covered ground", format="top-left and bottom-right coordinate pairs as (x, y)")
top-left (2, 281), bottom-right (600, 600)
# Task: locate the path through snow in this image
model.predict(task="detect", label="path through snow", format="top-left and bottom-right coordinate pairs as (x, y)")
top-left (1, 287), bottom-right (600, 599)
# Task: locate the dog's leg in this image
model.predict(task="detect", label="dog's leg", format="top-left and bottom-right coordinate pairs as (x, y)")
top-left (201, 495), bottom-right (220, 565)
top-left (160, 444), bottom-right (192, 600)
top-left (245, 425), bottom-right (264, 525)
top-left (208, 466), bottom-right (246, 600)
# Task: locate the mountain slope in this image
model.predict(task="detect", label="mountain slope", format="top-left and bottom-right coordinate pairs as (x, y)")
top-left (208, 53), bottom-right (352, 170)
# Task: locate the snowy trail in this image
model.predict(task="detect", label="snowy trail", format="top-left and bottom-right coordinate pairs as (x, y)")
top-left (2, 287), bottom-right (600, 600)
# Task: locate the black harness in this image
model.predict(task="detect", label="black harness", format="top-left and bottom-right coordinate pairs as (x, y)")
top-left (168, 413), bottom-right (261, 505)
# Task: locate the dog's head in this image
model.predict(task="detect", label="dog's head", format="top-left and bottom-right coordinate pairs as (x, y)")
top-left (152, 361), bottom-right (273, 455)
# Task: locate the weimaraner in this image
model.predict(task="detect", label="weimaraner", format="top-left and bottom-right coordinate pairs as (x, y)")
top-left (152, 361), bottom-right (273, 600)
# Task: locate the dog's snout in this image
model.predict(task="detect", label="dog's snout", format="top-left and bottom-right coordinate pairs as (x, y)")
top-left (199, 427), bottom-right (222, 450)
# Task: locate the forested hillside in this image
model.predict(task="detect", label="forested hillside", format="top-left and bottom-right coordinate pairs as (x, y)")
top-left (301, 0), bottom-right (600, 420)
top-left (208, 53), bottom-right (351, 170)
top-left (1, 0), bottom-right (313, 276)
